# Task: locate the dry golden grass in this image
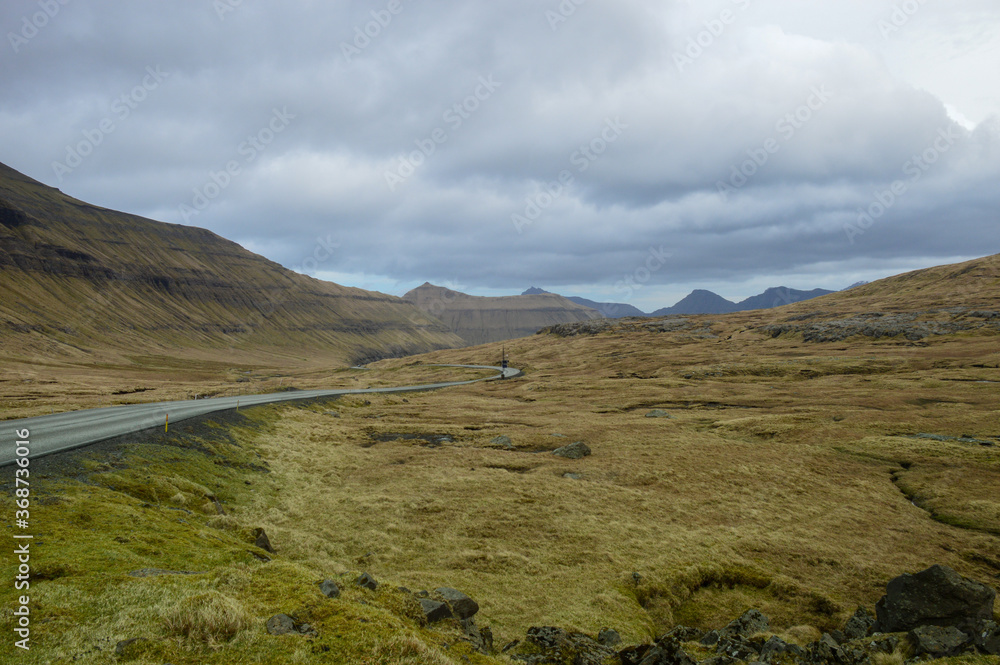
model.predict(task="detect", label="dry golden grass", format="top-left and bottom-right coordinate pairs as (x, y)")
top-left (4, 291), bottom-right (999, 663)
top-left (230, 320), bottom-right (1000, 646)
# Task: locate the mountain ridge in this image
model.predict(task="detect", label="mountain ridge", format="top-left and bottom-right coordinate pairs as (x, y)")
top-left (0, 161), bottom-right (463, 367)
top-left (404, 282), bottom-right (600, 345)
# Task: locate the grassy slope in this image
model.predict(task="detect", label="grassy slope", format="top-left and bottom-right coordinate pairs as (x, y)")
top-left (2, 256), bottom-right (999, 664)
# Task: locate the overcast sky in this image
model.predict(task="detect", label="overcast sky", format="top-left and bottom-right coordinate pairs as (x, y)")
top-left (2, 0), bottom-right (998, 311)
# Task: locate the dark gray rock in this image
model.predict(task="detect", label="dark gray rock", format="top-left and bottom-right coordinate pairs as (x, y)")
top-left (716, 635), bottom-right (759, 661)
top-left (862, 633), bottom-right (900, 654)
top-left (658, 626), bottom-right (705, 643)
top-left (319, 579), bottom-right (340, 599)
top-left (872, 564), bottom-right (996, 633)
top-left (618, 644), bottom-right (653, 665)
top-left (435, 587), bottom-right (479, 619)
top-left (974, 620), bottom-right (1000, 655)
top-left (253, 528), bottom-right (275, 553)
top-left (829, 629), bottom-right (846, 645)
top-left (759, 635), bottom-right (804, 662)
top-left (697, 656), bottom-right (736, 665)
top-left (842, 606), bottom-right (875, 640)
top-left (356, 572), bottom-right (377, 591)
top-left (908, 625), bottom-right (971, 658)
top-left (419, 598), bottom-right (452, 623)
top-left (552, 441), bottom-right (592, 459)
top-left (723, 609), bottom-right (769, 638)
top-left (637, 642), bottom-right (696, 665)
top-left (462, 618), bottom-right (493, 654)
top-left (807, 633), bottom-right (844, 665)
top-left (645, 409), bottom-right (671, 418)
top-left (526, 626), bottom-right (566, 650)
top-left (598, 627), bottom-right (622, 647)
top-left (519, 626), bottom-right (618, 665)
top-left (266, 614), bottom-right (297, 635)
top-left (490, 435), bottom-right (513, 449)
top-left (701, 630), bottom-right (721, 646)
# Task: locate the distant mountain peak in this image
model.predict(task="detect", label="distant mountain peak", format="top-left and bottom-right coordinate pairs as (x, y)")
top-left (522, 287), bottom-right (550, 296)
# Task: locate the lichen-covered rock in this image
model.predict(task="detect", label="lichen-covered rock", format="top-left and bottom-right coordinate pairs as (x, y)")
top-left (598, 628), bottom-right (622, 647)
top-left (419, 598), bottom-right (452, 623)
top-left (552, 441), bottom-right (592, 459)
top-left (434, 587), bottom-right (478, 619)
top-left (319, 579), bottom-right (340, 599)
top-left (842, 606), bottom-right (874, 640)
top-left (356, 572), bottom-right (378, 591)
top-left (908, 625), bottom-right (972, 658)
top-left (265, 614), bottom-right (296, 635)
top-left (974, 620), bottom-right (1000, 655)
top-left (723, 609), bottom-right (770, 638)
top-left (510, 626), bottom-right (619, 665)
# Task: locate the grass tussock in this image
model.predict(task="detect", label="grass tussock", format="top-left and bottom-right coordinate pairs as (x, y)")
top-left (162, 591), bottom-right (250, 643)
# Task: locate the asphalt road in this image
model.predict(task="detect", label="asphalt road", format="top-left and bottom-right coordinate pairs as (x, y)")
top-left (2, 364), bottom-right (521, 467)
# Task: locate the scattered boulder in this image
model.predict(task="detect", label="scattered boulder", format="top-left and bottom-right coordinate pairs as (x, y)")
top-left (462, 617), bottom-right (493, 654)
top-left (842, 606), bottom-right (874, 640)
top-left (253, 528), bottom-right (275, 553)
top-left (552, 441), bottom-right (592, 459)
top-left (908, 625), bottom-right (972, 658)
top-left (659, 626), bottom-right (705, 643)
top-left (563, 472), bottom-right (583, 480)
top-left (974, 620), bottom-right (1000, 655)
top-left (513, 626), bottom-right (619, 665)
top-left (490, 435), bottom-right (513, 449)
top-left (638, 641), bottom-right (696, 665)
top-left (319, 579), bottom-right (340, 599)
top-left (645, 410), bottom-right (671, 418)
top-left (435, 587), bottom-right (479, 619)
top-left (716, 634), bottom-right (759, 661)
top-left (873, 564), bottom-right (996, 633)
top-left (759, 635), bottom-right (804, 662)
top-left (265, 614), bottom-right (297, 635)
top-left (419, 598), bottom-right (452, 623)
top-left (619, 644), bottom-right (653, 665)
top-left (807, 633), bottom-right (843, 664)
top-left (723, 609), bottom-right (769, 638)
top-left (356, 572), bottom-right (378, 591)
top-left (598, 627), bottom-right (622, 647)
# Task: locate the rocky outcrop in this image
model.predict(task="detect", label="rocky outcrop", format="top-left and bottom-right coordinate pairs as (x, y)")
top-left (499, 565), bottom-right (998, 664)
top-left (759, 312), bottom-right (996, 343)
top-left (872, 564), bottom-right (996, 634)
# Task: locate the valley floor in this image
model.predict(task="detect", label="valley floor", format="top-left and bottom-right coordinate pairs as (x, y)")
top-left (3, 316), bottom-right (999, 664)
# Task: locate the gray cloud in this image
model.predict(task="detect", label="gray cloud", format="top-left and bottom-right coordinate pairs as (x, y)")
top-left (2, 0), bottom-right (998, 310)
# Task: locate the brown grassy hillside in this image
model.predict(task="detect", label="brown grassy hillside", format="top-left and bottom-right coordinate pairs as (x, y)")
top-left (0, 162), bottom-right (463, 417)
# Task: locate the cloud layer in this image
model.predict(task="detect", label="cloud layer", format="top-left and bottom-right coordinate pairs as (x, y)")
top-left (2, 0), bottom-right (999, 310)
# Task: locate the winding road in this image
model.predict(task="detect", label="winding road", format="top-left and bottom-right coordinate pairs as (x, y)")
top-left (2, 364), bottom-right (520, 467)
